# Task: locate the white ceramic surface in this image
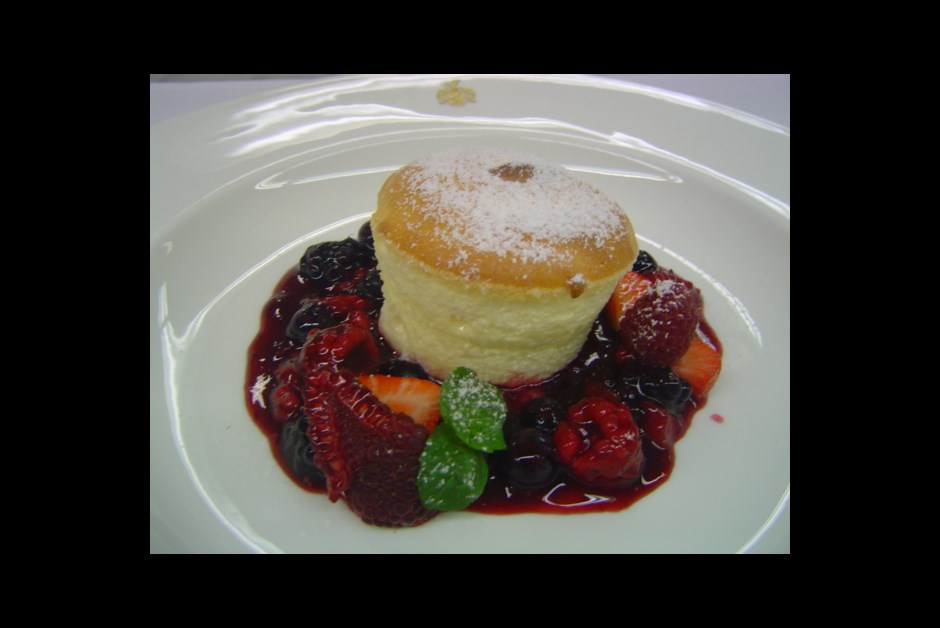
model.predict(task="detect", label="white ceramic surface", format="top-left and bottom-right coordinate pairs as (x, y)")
top-left (150, 74), bottom-right (790, 553)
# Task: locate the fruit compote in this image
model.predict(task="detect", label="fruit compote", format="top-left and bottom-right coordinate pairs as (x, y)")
top-left (245, 221), bottom-right (722, 527)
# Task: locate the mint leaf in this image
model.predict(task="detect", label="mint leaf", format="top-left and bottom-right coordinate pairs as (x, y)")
top-left (417, 422), bottom-right (489, 511)
top-left (439, 367), bottom-right (507, 453)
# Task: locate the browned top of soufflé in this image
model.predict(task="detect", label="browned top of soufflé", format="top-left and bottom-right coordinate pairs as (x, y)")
top-left (372, 147), bottom-right (638, 291)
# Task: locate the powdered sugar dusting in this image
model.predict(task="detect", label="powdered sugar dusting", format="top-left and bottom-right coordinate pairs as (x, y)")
top-left (403, 148), bottom-right (627, 270)
top-left (655, 279), bottom-right (677, 296)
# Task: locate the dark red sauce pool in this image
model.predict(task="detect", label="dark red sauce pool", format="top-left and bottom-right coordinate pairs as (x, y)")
top-left (246, 225), bottom-right (720, 522)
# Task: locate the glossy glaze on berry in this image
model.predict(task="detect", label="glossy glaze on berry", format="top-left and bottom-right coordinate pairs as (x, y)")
top-left (299, 237), bottom-right (371, 293)
top-left (246, 224), bottom-right (722, 520)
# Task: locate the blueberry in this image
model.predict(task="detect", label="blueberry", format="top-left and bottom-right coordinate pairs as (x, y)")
top-left (632, 250), bottom-right (659, 275)
top-left (637, 369), bottom-right (691, 413)
top-left (520, 397), bottom-right (565, 434)
top-left (279, 415), bottom-right (325, 487)
top-left (504, 428), bottom-right (559, 491)
top-left (613, 371), bottom-right (643, 406)
top-left (286, 300), bottom-right (343, 342)
top-left (376, 359), bottom-right (430, 380)
top-left (299, 238), bottom-right (368, 292)
top-left (612, 365), bottom-right (691, 415)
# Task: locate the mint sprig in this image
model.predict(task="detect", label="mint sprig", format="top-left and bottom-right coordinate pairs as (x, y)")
top-left (417, 367), bottom-right (507, 511)
top-left (440, 367), bottom-right (508, 453)
top-left (417, 423), bottom-right (489, 511)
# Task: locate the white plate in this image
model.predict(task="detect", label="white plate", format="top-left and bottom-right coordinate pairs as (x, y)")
top-left (150, 74), bottom-right (790, 553)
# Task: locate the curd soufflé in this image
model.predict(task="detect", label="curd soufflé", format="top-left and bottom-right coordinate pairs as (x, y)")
top-left (372, 148), bottom-right (638, 386)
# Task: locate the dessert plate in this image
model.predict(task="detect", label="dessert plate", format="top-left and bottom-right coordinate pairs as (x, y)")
top-left (150, 74), bottom-right (790, 553)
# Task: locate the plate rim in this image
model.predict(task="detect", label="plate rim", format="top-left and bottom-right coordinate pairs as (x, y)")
top-left (150, 74), bottom-right (790, 553)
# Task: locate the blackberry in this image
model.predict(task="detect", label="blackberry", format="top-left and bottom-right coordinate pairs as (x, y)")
top-left (299, 238), bottom-right (368, 292)
top-left (632, 250), bottom-right (659, 275)
top-left (279, 415), bottom-right (325, 487)
top-left (355, 268), bottom-right (384, 302)
top-left (358, 221), bottom-right (376, 258)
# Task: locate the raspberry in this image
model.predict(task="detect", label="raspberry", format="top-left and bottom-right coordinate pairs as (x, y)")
top-left (554, 397), bottom-right (645, 489)
top-left (619, 269), bottom-right (703, 366)
top-left (304, 369), bottom-right (435, 527)
top-left (301, 323), bottom-right (380, 374)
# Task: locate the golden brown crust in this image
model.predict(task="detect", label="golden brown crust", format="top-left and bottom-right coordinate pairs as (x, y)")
top-left (372, 149), bottom-right (638, 290)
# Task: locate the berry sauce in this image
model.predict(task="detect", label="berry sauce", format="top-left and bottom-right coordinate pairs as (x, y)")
top-left (245, 229), bottom-right (721, 519)
top-left (470, 323), bottom-right (717, 516)
top-left (246, 270), bottom-right (330, 493)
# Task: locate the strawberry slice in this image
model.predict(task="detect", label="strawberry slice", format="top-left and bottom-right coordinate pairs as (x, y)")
top-left (673, 331), bottom-right (722, 398)
top-left (305, 369), bottom-right (436, 527)
top-left (606, 271), bottom-right (653, 331)
top-left (301, 322), bottom-right (380, 374)
top-left (359, 374), bottom-right (442, 432)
